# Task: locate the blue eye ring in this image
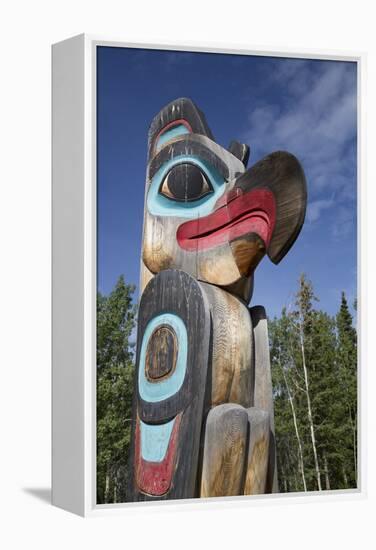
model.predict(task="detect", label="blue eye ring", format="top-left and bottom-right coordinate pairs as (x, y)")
top-left (159, 162), bottom-right (214, 203)
top-left (147, 155), bottom-right (226, 218)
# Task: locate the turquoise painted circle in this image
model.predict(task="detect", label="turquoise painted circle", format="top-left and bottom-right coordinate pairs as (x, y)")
top-left (147, 155), bottom-right (226, 218)
top-left (138, 313), bottom-right (188, 403)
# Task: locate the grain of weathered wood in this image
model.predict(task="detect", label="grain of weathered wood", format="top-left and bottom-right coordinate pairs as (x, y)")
top-left (148, 97), bottom-right (215, 157)
top-left (145, 325), bottom-right (178, 381)
top-left (229, 233), bottom-right (266, 277)
top-left (223, 274), bottom-right (254, 304)
top-left (142, 99), bottom-right (307, 297)
top-left (129, 269), bottom-right (211, 501)
top-left (142, 98), bottom-right (249, 294)
top-left (143, 213), bottom-right (253, 287)
top-left (250, 305), bottom-right (278, 493)
top-left (139, 260), bottom-right (154, 294)
top-left (201, 283), bottom-right (253, 408)
top-left (228, 140), bottom-right (250, 167)
top-left (235, 151), bottom-right (307, 264)
top-left (129, 97), bottom-right (308, 501)
top-left (148, 134), bottom-right (234, 181)
top-left (244, 408), bottom-right (270, 495)
top-left (200, 404), bottom-right (249, 497)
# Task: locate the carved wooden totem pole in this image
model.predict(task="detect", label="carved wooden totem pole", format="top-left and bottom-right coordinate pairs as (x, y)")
top-left (128, 98), bottom-right (307, 501)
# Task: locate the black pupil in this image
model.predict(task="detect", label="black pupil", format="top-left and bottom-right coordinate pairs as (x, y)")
top-left (166, 163), bottom-right (208, 201)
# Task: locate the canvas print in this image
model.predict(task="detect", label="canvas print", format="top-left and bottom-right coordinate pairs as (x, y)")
top-left (96, 47), bottom-right (357, 504)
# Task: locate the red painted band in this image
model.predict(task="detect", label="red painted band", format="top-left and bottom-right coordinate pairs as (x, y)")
top-left (154, 119), bottom-right (193, 149)
top-left (177, 188), bottom-right (276, 252)
top-left (135, 414), bottom-right (181, 496)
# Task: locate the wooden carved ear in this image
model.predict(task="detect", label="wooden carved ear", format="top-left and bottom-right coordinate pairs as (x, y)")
top-left (148, 97), bottom-right (214, 159)
top-left (228, 141), bottom-right (250, 168)
top-left (234, 151), bottom-right (307, 264)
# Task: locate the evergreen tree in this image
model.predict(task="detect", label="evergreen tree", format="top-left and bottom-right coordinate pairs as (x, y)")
top-left (308, 310), bottom-right (339, 490)
top-left (291, 274), bottom-right (322, 491)
top-left (270, 311), bottom-right (307, 492)
top-left (96, 275), bottom-right (136, 504)
top-left (270, 276), bottom-right (358, 493)
top-left (335, 292), bottom-right (357, 486)
top-left (95, 274), bottom-right (358, 500)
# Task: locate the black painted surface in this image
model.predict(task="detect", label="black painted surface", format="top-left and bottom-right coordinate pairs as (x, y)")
top-left (128, 269), bottom-right (212, 501)
top-left (148, 97), bottom-right (215, 157)
top-left (234, 151), bottom-right (307, 264)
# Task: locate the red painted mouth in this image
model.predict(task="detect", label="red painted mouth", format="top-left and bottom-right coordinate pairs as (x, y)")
top-left (135, 415), bottom-right (181, 496)
top-left (177, 188), bottom-right (276, 252)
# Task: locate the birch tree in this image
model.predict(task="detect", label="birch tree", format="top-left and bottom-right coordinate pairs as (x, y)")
top-left (270, 311), bottom-right (307, 491)
top-left (270, 275), bottom-right (358, 493)
top-left (289, 274), bottom-right (322, 490)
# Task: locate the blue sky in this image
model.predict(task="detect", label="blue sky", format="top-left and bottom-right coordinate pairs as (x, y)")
top-left (97, 46), bottom-right (357, 319)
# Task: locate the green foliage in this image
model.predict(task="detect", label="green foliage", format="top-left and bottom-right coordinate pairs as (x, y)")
top-left (96, 273), bottom-right (357, 500)
top-left (270, 275), bottom-right (358, 492)
top-left (96, 276), bottom-right (136, 504)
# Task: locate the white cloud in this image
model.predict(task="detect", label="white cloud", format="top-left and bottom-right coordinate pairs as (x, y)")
top-left (242, 60), bottom-right (357, 232)
top-left (306, 199), bottom-right (335, 223)
top-left (331, 205), bottom-right (356, 240)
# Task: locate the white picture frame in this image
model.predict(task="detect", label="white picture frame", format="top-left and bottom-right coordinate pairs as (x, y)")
top-left (52, 34), bottom-right (365, 517)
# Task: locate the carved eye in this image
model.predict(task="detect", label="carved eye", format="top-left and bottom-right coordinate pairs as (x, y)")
top-left (159, 163), bottom-right (213, 202)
